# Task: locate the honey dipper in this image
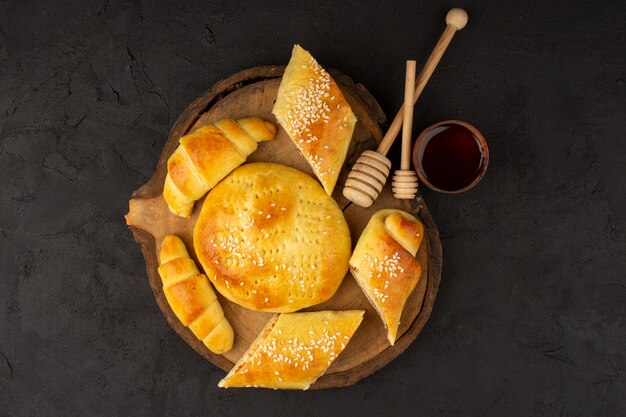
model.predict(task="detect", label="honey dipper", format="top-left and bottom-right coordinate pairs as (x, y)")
top-left (343, 8), bottom-right (468, 207)
top-left (392, 60), bottom-right (418, 199)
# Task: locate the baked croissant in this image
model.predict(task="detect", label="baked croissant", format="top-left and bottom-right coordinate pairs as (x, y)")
top-left (158, 235), bottom-right (234, 354)
top-left (163, 118), bottom-right (276, 217)
top-left (349, 209), bottom-right (424, 345)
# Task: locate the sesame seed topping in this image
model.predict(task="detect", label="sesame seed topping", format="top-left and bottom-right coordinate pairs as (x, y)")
top-left (282, 58), bottom-right (331, 137)
top-left (373, 287), bottom-right (389, 303)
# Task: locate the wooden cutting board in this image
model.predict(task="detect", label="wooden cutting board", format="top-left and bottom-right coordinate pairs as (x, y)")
top-left (125, 66), bottom-right (442, 389)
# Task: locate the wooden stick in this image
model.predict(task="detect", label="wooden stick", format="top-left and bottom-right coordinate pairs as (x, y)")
top-left (376, 8), bottom-right (468, 156)
top-left (401, 60), bottom-right (416, 170)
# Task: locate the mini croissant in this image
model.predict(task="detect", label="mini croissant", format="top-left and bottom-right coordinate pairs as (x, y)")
top-left (158, 235), bottom-right (234, 354)
top-left (163, 118), bottom-right (276, 217)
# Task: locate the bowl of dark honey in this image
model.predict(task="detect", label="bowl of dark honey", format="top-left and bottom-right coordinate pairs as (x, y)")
top-left (412, 120), bottom-right (489, 194)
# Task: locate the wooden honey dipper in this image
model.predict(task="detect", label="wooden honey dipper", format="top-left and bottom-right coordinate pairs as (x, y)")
top-left (392, 60), bottom-right (418, 199)
top-left (343, 8), bottom-right (469, 207)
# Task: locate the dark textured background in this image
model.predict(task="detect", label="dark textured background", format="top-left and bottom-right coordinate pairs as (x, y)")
top-left (1, 0), bottom-right (625, 415)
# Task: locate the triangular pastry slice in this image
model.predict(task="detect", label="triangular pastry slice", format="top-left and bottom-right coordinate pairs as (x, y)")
top-left (349, 209), bottom-right (424, 345)
top-left (218, 310), bottom-right (364, 389)
top-left (273, 45), bottom-right (357, 195)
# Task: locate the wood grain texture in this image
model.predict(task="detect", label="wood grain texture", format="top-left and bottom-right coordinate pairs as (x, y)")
top-left (125, 66), bottom-right (442, 389)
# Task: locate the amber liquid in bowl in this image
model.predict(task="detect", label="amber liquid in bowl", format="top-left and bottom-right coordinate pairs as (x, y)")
top-left (417, 124), bottom-right (485, 192)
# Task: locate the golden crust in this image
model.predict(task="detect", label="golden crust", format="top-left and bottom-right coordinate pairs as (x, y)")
top-left (188, 300), bottom-right (224, 338)
top-left (157, 257), bottom-right (199, 287)
top-left (384, 212), bottom-right (424, 256)
top-left (159, 234), bottom-right (191, 263)
top-left (163, 174), bottom-right (194, 217)
top-left (273, 45), bottom-right (357, 195)
top-left (218, 310), bottom-right (364, 389)
top-left (163, 274), bottom-right (217, 325)
top-left (349, 210), bottom-right (424, 345)
top-left (179, 125), bottom-right (245, 189)
top-left (158, 235), bottom-right (234, 354)
top-left (163, 118), bottom-right (276, 218)
top-left (193, 163), bottom-right (351, 313)
top-left (237, 117), bottom-right (276, 142)
top-left (204, 320), bottom-right (235, 354)
top-left (167, 146), bottom-right (208, 200)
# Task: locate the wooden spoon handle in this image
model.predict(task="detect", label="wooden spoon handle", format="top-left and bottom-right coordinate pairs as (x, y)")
top-left (401, 60), bottom-right (417, 170)
top-left (376, 8), bottom-right (468, 156)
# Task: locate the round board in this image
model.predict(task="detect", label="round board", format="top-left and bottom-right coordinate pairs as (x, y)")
top-left (125, 66), bottom-right (442, 389)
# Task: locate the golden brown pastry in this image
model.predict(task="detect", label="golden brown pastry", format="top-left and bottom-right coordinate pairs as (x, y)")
top-left (163, 118), bottom-right (276, 217)
top-left (193, 162), bottom-right (351, 313)
top-left (349, 209), bottom-right (424, 345)
top-left (219, 310), bottom-right (364, 389)
top-left (158, 235), bottom-right (234, 354)
top-left (273, 45), bottom-right (357, 195)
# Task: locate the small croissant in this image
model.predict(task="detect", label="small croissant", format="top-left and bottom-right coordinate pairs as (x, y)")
top-left (163, 118), bottom-right (276, 217)
top-left (158, 235), bottom-right (234, 354)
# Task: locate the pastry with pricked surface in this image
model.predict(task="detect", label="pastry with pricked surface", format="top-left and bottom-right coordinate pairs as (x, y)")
top-left (158, 235), bottom-right (234, 354)
top-left (349, 209), bottom-right (424, 345)
top-left (218, 310), bottom-right (364, 389)
top-left (163, 117), bottom-right (276, 217)
top-left (193, 162), bottom-right (351, 313)
top-left (272, 45), bottom-right (357, 195)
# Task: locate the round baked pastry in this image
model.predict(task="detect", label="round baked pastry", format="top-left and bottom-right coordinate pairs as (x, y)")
top-left (193, 162), bottom-right (351, 312)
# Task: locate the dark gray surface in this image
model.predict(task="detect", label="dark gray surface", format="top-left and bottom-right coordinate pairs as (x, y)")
top-left (1, 0), bottom-right (625, 415)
